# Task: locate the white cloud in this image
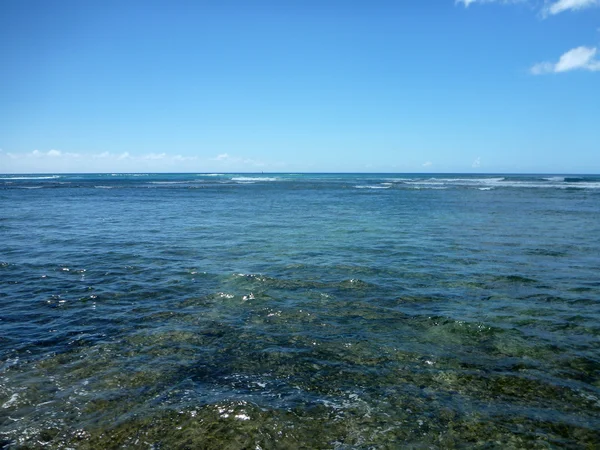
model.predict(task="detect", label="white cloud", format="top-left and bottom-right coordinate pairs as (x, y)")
top-left (173, 154), bottom-right (198, 162)
top-left (142, 153), bottom-right (167, 160)
top-left (455, 0), bottom-right (524, 7)
top-left (544, 0), bottom-right (600, 15)
top-left (472, 157), bottom-right (481, 168)
top-left (456, 0), bottom-right (599, 15)
top-left (211, 153), bottom-right (264, 166)
top-left (27, 149), bottom-right (74, 158)
top-left (531, 46), bottom-right (600, 74)
top-left (0, 149), bottom-right (272, 173)
top-left (530, 62), bottom-right (554, 74)
top-left (422, 161), bottom-right (433, 167)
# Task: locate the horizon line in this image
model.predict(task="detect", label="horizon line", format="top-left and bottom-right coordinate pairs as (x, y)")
top-left (2, 171), bottom-right (599, 176)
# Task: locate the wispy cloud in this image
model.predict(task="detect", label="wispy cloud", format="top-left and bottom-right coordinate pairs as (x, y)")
top-left (422, 161), bottom-right (433, 167)
top-left (173, 154), bottom-right (198, 162)
top-left (544, 0), bottom-right (600, 16)
top-left (457, 0), bottom-right (600, 75)
top-left (455, 0), bottom-right (524, 7)
top-left (531, 46), bottom-right (600, 74)
top-left (210, 153), bottom-right (265, 167)
top-left (472, 157), bottom-right (481, 168)
top-left (142, 153), bottom-right (167, 160)
top-left (1, 149), bottom-right (201, 173)
top-left (28, 149), bottom-right (80, 158)
top-left (456, 0), bottom-right (477, 6)
top-left (0, 148), bottom-right (279, 173)
top-left (457, 0), bottom-right (599, 13)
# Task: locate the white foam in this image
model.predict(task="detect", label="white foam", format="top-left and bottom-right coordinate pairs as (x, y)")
top-left (231, 177), bottom-right (278, 182)
top-left (408, 186), bottom-right (447, 190)
top-left (355, 185), bottom-right (391, 189)
top-left (2, 393), bottom-right (19, 409)
top-left (2, 357), bottom-right (19, 370)
top-left (0, 175), bottom-right (60, 180)
top-left (397, 177), bottom-right (600, 190)
top-left (384, 178), bottom-right (415, 182)
top-left (406, 177), bottom-right (505, 186)
top-left (491, 181), bottom-right (600, 189)
top-left (110, 173), bottom-right (148, 176)
top-left (148, 181), bottom-right (188, 185)
top-left (561, 182), bottom-right (600, 189)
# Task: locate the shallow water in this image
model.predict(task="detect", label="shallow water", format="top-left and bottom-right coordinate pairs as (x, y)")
top-left (1, 173), bottom-right (600, 448)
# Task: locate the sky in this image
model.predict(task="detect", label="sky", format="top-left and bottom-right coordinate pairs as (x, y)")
top-left (1, 0), bottom-right (599, 174)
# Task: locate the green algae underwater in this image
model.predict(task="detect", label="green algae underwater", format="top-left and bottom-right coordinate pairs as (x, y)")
top-left (1, 173), bottom-right (600, 448)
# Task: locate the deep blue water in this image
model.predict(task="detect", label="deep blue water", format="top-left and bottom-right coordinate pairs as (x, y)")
top-left (1, 173), bottom-right (600, 448)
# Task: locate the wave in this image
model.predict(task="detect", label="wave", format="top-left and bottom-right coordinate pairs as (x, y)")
top-left (148, 181), bottom-right (191, 185)
top-left (0, 175), bottom-right (61, 180)
top-left (409, 186), bottom-right (448, 190)
top-left (543, 176), bottom-right (591, 183)
top-left (404, 177), bottom-right (505, 185)
top-left (110, 173), bottom-right (149, 177)
top-left (391, 176), bottom-right (600, 190)
top-left (3, 174), bottom-right (599, 190)
top-left (231, 177), bottom-right (279, 182)
top-left (354, 185), bottom-right (391, 189)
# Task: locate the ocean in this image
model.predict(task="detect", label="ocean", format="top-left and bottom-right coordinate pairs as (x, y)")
top-left (1, 173), bottom-right (599, 448)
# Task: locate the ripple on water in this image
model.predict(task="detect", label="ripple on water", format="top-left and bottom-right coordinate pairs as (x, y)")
top-left (2, 175), bottom-right (600, 447)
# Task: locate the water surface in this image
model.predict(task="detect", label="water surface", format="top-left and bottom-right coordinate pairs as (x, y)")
top-left (1, 173), bottom-right (599, 448)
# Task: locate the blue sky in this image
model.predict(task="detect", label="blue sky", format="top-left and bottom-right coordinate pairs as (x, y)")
top-left (1, 0), bottom-right (599, 173)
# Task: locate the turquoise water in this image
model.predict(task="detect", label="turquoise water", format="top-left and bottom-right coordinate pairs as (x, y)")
top-left (1, 173), bottom-right (600, 448)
